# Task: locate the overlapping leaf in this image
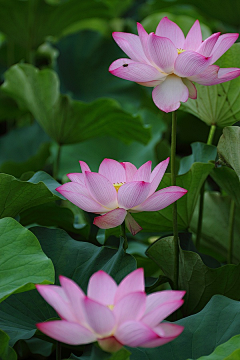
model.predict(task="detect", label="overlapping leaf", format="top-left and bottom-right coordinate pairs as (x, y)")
top-left (0, 171), bottom-right (62, 218)
top-left (2, 64), bottom-right (151, 145)
top-left (181, 44), bottom-right (240, 127)
top-left (0, 218), bottom-right (54, 302)
top-left (147, 236), bottom-right (240, 315)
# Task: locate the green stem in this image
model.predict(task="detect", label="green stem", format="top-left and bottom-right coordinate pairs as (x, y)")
top-left (207, 124), bottom-right (216, 145)
top-left (195, 184), bottom-right (204, 250)
top-left (195, 124), bottom-right (216, 249)
top-left (228, 199), bottom-right (235, 264)
top-left (171, 111), bottom-right (179, 290)
top-left (27, 0), bottom-right (37, 64)
top-left (120, 220), bottom-right (128, 251)
top-left (53, 144), bottom-right (61, 180)
top-left (56, 341), bottom-right (61, 360)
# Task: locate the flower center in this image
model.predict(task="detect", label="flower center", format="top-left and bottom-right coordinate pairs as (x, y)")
top-left (177, 48), bottom-right (185, 54)
top-left (113, 182), bottom-right (125, 192)
top-left (108, 304), bottom-right (114, 310)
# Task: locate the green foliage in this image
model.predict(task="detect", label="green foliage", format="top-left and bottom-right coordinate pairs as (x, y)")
top-left (192, 335), bottom-right (240, 360)
top-left (0, 171), bottom-right (61, 218)
top-left (2, 64), bottom-right (151, 145)
top-left (0, 218), bottom-right (54, 302)
top-left (211, 167), bottom-right (240, 208)
top-left (133, 162), bottom-right (214, 232)
top-left (190, 192), bottom-right (240, 263)
top-left (181, 44), bottom-right (240, 127)
top-left (0, 330), bottom-right (17, 360)
top-left (179, 142), bottom-right (217, 175)
top-left (146, 0), bottom-right (240, 26)
top-left (147, 236), bottom-right (240, 315)
top-left (217, 126), bottom-right (240, 180)
top-left (1, 1), bottom-right (240, 358)
top-left (0, 0), bottom-right (112, 50)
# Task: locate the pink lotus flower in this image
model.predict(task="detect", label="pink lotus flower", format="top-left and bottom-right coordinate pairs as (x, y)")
top-left (56, 158), bottom-right (187, 235)
top-left (109, 17), bottom-right (240, 112)
top-left (36, 269), bottom-right (185, 352)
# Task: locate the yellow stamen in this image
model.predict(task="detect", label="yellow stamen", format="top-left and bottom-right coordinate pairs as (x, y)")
top-left (177, 48), bottom-right (185, 54)
top-left (108, 304), bottom-right (114, 310)
top-left (113, 182), bottom-right (125, 192)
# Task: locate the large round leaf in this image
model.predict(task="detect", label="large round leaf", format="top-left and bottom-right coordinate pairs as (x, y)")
top-left (2, 64), bottom-right (151, 145)
top-left (0, 218), bottom-right (54, 302)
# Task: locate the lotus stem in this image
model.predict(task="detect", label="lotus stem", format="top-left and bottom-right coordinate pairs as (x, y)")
top-left (207, 124), bottom-right (216, 145)
top-left (195, 184), bottom-right (205, 250)
top-left (171, 111), bottom-right (179, 290)
top-left (53, 144), bottom-right (61, 180)
top-left (196, 124), bottom-right (216, 249)
top-left (56, 341), bottom-right (61, 360)
top-left (228, 199), bottom-right (235, 264)
top-left (120, 220), bottom-right (128, 251)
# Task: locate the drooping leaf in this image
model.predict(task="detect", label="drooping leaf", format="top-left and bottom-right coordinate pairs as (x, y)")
top-left (190, 192), bottom-right (240, 263)
top-left (0, 218), bottom-right (54, 302)
top-left (0, 227), bottom-right (136, 345)
top-left (133, 162), bottom-right (214, 232)
top-left (0, 172), bottom-right (62, 218)
top-left (2, 64), bottom-right (151, 145)
top-left (217, 126), bottom-right (240, 180)
top-left (0, 329), bottom-right (17, 360)
top-left (146, 236), bottom-right (240, 315)
top-left (181, 44), bottom-right (240, 127)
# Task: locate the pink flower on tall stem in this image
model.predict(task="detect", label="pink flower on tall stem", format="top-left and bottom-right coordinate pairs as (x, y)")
top-left (56, 158), bottom-right (187, 235)
top-left (36, 269), bottom-right (185, 352)
top-left (109, 17), bottom-right (240, 112)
